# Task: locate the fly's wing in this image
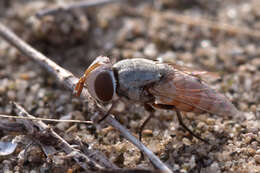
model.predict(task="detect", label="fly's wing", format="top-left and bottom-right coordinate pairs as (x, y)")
top-left (149, 69), bottom-right (239, 117)
top-left (166, 63), bottom-right (220, 82)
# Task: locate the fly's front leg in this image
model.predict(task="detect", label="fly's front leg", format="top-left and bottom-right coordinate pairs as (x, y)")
top-left (138, 103), bottom-right (155, 162)
top-left (97, 103), bottom-right (115, 123)
top-left (152, 103), bottom-right (209, 144)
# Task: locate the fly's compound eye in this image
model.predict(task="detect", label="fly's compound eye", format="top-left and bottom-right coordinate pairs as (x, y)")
top-left (86, 68), bottom-right (116, 103)
top-left (94, 71), bottom-right (115, 102)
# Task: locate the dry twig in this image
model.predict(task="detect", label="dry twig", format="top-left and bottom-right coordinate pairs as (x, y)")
top-left (0, 107), bottom-right (163, 173)
top-left (0, 22), bottom-right (172, 173)
top-left (36, 0), bottom-right (129, 18)
top-left (36, 0), bottom-right (260, 39)
top-left (0, 114), bottom-right (93, 124)
top-left (166, 12), bottom-right (260, 38)
top-left (12, 102), bottom-right (115, 171)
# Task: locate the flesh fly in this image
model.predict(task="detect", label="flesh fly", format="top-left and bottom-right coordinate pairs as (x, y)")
top-left (75, 56), bottom-right (239, 143)
top-left (75, 56), bottom-right (238, 117)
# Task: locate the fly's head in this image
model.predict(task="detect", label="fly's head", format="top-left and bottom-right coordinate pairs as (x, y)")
top-left (75, 56), bottom-right (116, 104)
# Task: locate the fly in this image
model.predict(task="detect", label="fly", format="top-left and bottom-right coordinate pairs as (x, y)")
top-left (75, 56), bottom-right (239, 143)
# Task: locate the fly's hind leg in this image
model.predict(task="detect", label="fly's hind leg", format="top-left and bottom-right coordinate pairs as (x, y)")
top-left (153, 103), bottom-right (209, 144)
top-left (174, 108), bottom-right (209, 144)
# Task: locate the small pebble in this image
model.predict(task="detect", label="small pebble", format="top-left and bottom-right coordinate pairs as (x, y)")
top-left (247, 147), bottom-right (256, 155)
top-left (144, 43), bottom-right (158, 59)
top-left (197, 122), bottom-right (206, 129)
top-left (254, 155), bottom-right (260, 163)
top-left (206, 118), bottom-right (216, 125)
top-left (256, 149), bottom-right (260, 155)
top-left (142, 129), bottom-right (153, 137)
top-left (182, 138), bottom-right (191, 146)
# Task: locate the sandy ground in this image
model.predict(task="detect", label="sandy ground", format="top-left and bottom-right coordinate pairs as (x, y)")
top-left (0, 0), bottom-right (260, 172)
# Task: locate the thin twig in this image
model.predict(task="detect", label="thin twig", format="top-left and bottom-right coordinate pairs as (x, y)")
top-left (1, 107), bottom-right (157, 172)
top-left (166, 12), bottom-right (260, 38)
top-left (0, 22), bottom-right (172, 173)
top-left (36, 0), bottom-right (260, 39)
top-left (36, 0), bottom-right (128, 18)
top-left (0, 114), bottom-right (93, 124)
top-left (13, 101), bottom-right (116, 170)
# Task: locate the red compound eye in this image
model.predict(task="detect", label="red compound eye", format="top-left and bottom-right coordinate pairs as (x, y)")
top-left (94, 71), bottom-right (115, 102)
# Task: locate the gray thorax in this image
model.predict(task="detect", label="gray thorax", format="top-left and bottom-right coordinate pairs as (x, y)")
top-left (112, 58), bottom-right (170, 103)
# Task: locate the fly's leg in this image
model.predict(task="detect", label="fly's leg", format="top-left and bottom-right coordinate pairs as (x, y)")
top-left (97, 103), bottom-right (115, 123)
top-left (153, 103), bottom-right (209, 144)
top-left (138, 103), bottom-right (155, 162)
top-left (139, 104), bottom-right (155, 142)
top-left (175, 108), bottom-right (209, 144)
top-left (139, 114), bottom-right (153, 141)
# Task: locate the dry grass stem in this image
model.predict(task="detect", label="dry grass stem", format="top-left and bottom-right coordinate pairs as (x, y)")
top-left (36, 0), bottom-right (129, 18)
top-left (12, 101), bottom-right (114, 170)
top-left (167, 12), bottom-right (260, 38)
top-left (0, 114), bottom-right (93, 124)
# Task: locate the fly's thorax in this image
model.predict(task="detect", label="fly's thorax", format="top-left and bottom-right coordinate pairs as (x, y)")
top-left (112, 58), bottom-right (167, 102)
